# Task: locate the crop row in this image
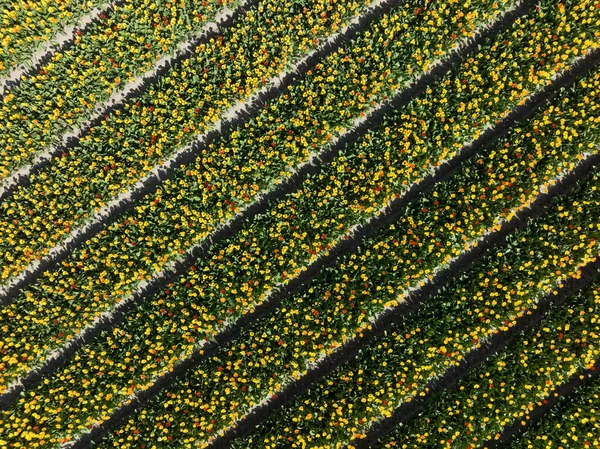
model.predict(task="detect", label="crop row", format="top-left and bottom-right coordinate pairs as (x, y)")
top-left (2, 57), bottom-right (600, 446)
top-left (0, 0), bottom-right (522, 387)
top-left (376, 280), bottom-right (600, 449)
top-left (0, 0), bottom-right (243, 176)
top-left (0, 0), bottom-right (515, 282)
top-left (0, 0), bottom-right (107, 77)
top-left (97, 122), bottom-right (600, 449)
top-left (511, 372), bottom-right (600, 449)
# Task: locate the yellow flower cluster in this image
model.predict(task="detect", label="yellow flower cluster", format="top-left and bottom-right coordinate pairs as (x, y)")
top-left (0, 0), bottom-right (510, 443)
top-left (380, 284), bottom-right (600, 449)
top-left (0, 0), bottom-right (234, 176)
top-left (5, 0), bottom-right (599, 289)
top-left (1, 2), bottom-right (600, 448)
top-left (511, 376), bottom-right (600, 449)
top-left (0, 0), bottom-right (500, 393)
top-left (0, 0), bottom-right (105, 74)
top-left (2, 12), bottom-right (600, 449)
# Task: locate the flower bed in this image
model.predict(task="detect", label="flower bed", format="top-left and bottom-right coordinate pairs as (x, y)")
top-left (0, 0), bottom-right (514, 390)
top-left (3, 55), bottom-right (599, 447)
top-left (225, 168), bottom-right (600, 449)
top-left (0, 0), bottom-right (513, 281)
top-left (511, 374), bottom-right (600, 449)
top-left (1, 1), bottom-right (600, 448)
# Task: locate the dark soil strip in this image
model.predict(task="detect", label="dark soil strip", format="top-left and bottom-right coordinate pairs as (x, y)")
top-left (0, 0), bottom-right (441, 306)
top-left (482, 359), bottom-right (600, 448)
top-left (0, 0), bottom-right (126, 101)
top-left (0, 0), bottom-right (454, 408)
top-left (210, 152), bottom-right (600, 449)
top-left (353, 244), bottom-right (600, 448)
top-left (55, 4), bottom-right (556, 447)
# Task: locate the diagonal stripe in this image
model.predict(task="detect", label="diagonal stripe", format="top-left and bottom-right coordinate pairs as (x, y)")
top-left (45, 4), bottom-right (542, 447)
top-left (0, 0), bottom-right (422, 306)
top-left (481, 357), bottom-right (600, 449)
top-left (207, 150), bottom-right (600, 449)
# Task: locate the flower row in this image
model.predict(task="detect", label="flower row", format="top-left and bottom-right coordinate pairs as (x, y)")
top-left (3, 63), bottom-right (599, 446)
top-left (0, 0), bottom-right (510, 281)
top-left (377, 281), bottom-right (600, 449)
top-left (0, 0), bottom-right (511, 387)
top-left (511, 373), bottom-right (600, 449)
top-left (0, 0), bottom-right (106, 77)
top-left (95, 137), bottom-right (600, 449)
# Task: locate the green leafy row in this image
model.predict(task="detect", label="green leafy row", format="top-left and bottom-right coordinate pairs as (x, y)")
top-left (511, 371), bottom-right (600, 449)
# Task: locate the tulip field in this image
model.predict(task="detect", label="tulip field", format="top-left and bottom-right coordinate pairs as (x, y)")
top-left (1, 0), bottom-right (600, 448)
